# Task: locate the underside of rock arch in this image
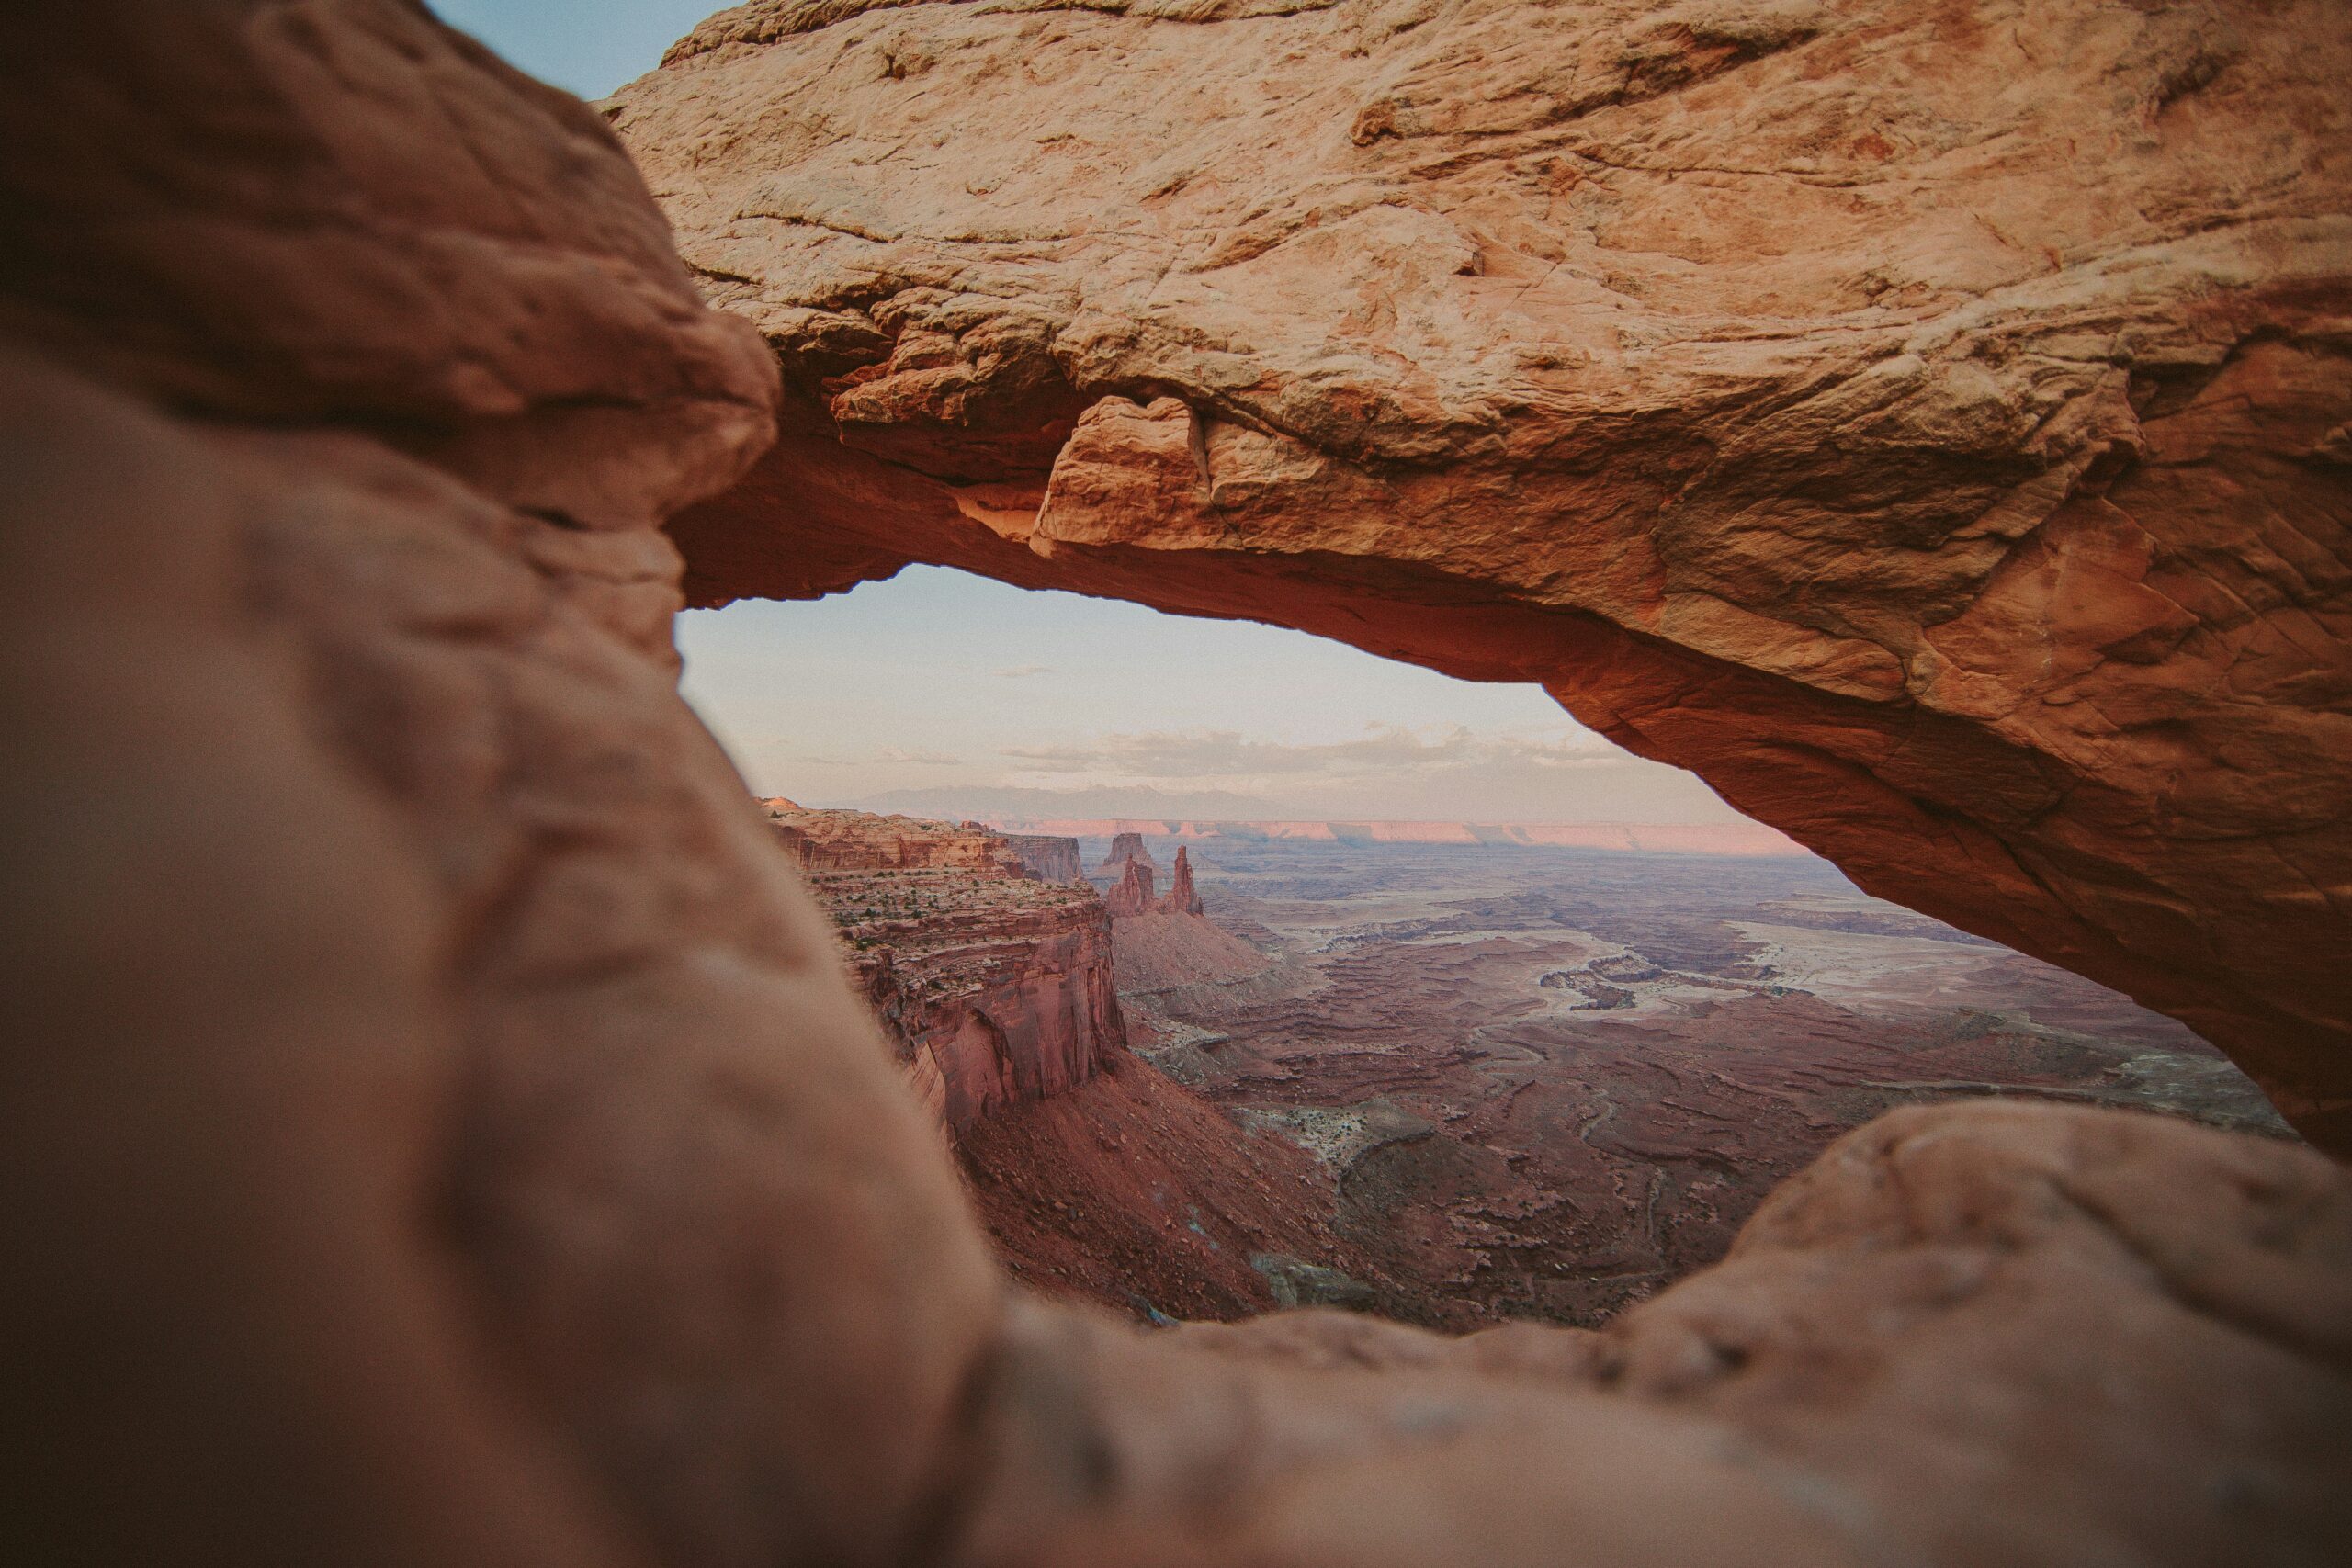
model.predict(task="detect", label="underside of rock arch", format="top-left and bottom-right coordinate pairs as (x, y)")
top-left (619, 0), bottom-right (2352, 1148)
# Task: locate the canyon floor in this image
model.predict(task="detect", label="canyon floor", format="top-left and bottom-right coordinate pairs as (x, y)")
top-left (1080, 839), bottom-right (2292, 1330)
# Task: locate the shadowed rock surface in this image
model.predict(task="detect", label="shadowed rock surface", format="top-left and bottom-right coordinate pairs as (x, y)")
top-left (3, 5), bottom-right (2349, 1568)
top-left (616, 0), bottom-right (2352, 1147)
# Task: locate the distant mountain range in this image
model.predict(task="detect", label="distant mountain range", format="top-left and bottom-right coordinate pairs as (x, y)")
top-left (850, 784), bottom-right (1280, 819)
top-left (834, 787), bottom-right (1808, 858)
top-left (985, 818), bottom-right (1808, 858)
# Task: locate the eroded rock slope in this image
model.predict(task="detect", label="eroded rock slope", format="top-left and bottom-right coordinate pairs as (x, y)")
top-left (617, 0), bottom-right (2352, 1145)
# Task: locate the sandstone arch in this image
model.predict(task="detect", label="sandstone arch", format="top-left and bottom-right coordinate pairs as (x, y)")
top-left (2, 5), bottom-right (2348, 1568)
top-left (616, 0), bottom-right (2352, 1149)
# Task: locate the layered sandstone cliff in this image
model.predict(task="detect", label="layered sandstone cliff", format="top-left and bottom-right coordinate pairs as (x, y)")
top-left (764, 800), bottom-right (1085, 882)
top-left (5, 6), bottom-right (2351, 1568)
top-left (619, 0), bottom-right (2352, 1148)
top-left (852, 886), bottom-right (1125, 1129)
top-left (770, 806), bottom-right (1126, 1128)
top-left (999, 831), bottom-right (1085, 884)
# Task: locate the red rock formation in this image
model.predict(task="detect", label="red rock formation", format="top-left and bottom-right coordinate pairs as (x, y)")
top-left (763, 802), bottom-right (1036, 877)
top-left (1000, 832), bottom-right (1085, 885)
top-left (0, 6), bottom-right (995, 1563)
top-left (1104, 854), bottom-right (1158, 919)
top-left (789, 811), bottom-right (1360, 1314)
top-left (764, 803), bottom-right (1085, 885)
top-left (776, 807), bottom-right (1129, 1129)
top-left (618, 0), bottom-right (2352, 1148)
top-left (1163, 845), bottom-right (1204, 917)
top-left (1100, 829), bottom-right (1158, 874)
top-left (7, 6), bottom-right (2352, 1568)
top-left (850, 887), bottom-right (1126, 1131)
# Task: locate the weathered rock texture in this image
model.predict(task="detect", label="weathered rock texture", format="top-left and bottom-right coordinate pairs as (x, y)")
top-left (0, 7), bottom-right (989, 1565)
top-left (618, 0), bottom-right (2352, 1148)
top-left (775, 806), bottom-right (1128, 1127)
top-left (1104, 853), bottom-right (1159, 917)
top-left (1164, 845), bottom-right (1204, 916)
top-left (1099, 829), bottom-right (1157, 874)
top-left (764, 800), bottom-right (1082, 881)
top-left (1000, 830), bottom-right (1085, 883)
top-left (765, 798), bottom-right (1027, 873)
top-left (6, 5), bottom-right (2352, 1568)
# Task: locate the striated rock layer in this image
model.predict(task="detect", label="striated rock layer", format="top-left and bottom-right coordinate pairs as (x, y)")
top-left (771, 805), bottom-right (1126, 1128)
top-left (6, 6), bottom-right (2352, 1568)
top-left (775, 807), bottom-right (1375, 1316)
top-left (762, 797), bottom-right (1079, 878)
top-left (620, 0), bottom-right (2352, 1147)
top-left (1000, 831), bottom-right (1085, 884)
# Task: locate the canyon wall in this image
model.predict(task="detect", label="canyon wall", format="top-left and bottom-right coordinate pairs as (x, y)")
top-left (765, 802), bottom-right (1086, 883)
top-left (999, 831), bottom-right (1085, 883)
top-left (779, 810), bottom-right (1372, 1320)
top-left (4, 6), bottom-right (2351, 1568)
top-left (763, 798), bottom-right (1033, 874)
top-left (1099, 829), bottom-right (1156, 872)
top-left (617, 0), bottom-right (2352, 1148)
top-left (858, 897), bottom-right (1125, 1129)
top-left (773, 806), bottom-right (1127, 1127)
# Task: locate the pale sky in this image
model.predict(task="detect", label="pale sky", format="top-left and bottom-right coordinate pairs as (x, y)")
top-left (427, 0), bottom-right (723, 97)
top-left (677, 570), bottom-right (1743, 824)
top-left (428, 1), bottom-right (1749, 826)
